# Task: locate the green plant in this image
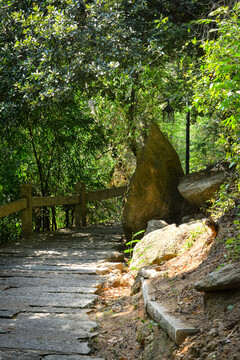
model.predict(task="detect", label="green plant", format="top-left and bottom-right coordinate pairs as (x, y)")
top-left (224, 218), bottom-right (240, 260)
top-left (147, 320), bottom-right (158, 329)
top-left (163, 272), bottom-right (169, 279)
top-left (206, 177), bottom-right (239, 219)
top-left (0, 215), bottom-right (21, 243)
top-left (130, 244), bottom-right (153, 271)
top-left (183, 226), bottom-right (206, 249)
top-left (124, 230), bottom-right (154, 272)
top-left (193, 4), bottom-right (240, 173)
top-left (124, 230), bottom-right (145, 259)
top-left (215, 264), bottom-right (225, 271)
top-left (207, 177), bottom-right (240, 262)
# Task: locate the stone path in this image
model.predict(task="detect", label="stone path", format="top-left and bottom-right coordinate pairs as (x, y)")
top-left (0, 223), bottom-right (125, 360)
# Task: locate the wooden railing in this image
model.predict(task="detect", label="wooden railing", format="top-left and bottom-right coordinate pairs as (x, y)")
top-left (0, 183), bottom-right (127, 238)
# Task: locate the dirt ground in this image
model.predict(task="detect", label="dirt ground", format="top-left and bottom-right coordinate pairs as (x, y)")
top-left (89, 272), bottom-right (144, 360)
top-left (90, 214), bottom-right (240, 360)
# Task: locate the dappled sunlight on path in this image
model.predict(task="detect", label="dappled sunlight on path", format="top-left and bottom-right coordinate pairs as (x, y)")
top-left (0, 223), bottom-right (124, 359)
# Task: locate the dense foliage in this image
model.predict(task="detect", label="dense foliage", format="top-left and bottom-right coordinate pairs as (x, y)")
top-left (0, 0), bottom-right (239, 240)
top-left (193, 3), bottom-right (240, 171)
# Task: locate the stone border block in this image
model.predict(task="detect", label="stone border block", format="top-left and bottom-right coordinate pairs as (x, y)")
top-left (141, 278), bottom-right (199, 345)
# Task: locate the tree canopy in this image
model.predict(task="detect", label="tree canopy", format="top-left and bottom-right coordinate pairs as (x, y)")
top-left (193, 3), bottom-right (240, 169)
top-left (0, 0), bottom-right (239, 235)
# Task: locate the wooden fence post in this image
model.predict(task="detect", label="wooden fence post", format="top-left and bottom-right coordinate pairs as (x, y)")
top-left (20, 183), bottom-right (33, 239)
top-left (75, 182), bottom-right (81, 228)
top-left (80, 182), bottom-right (87, 227)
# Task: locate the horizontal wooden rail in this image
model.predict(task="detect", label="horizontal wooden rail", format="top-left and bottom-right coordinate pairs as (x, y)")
top-left (87, 186), bottom-right (127, 202)
top-left (0, 182), bottom-right (128, 238)
top-left (0, 198), bottom-right (27, 218)
top-left (32, 195), bottom-right (79, 207)
top-left (31, 187), bottom-right (128, 207)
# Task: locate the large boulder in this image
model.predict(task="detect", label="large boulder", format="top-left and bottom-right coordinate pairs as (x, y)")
top-left (130, 221), bottom-right (206, 272)
top-left (122, 123), bottom-right (192, 241)
top-left (178, 169), bottom-right (226, 208)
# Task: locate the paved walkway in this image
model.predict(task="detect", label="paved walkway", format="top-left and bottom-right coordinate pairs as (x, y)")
top-left (0, 223), bottom-right (125, 360)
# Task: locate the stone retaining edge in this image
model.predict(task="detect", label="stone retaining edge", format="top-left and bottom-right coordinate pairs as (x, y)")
top-left (141, 278), bottom-right (199, 345)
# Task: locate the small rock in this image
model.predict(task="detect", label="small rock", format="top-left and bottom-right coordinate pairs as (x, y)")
top-left (131, 274), bottom-right (141, 295)
top-left (106, 253), bottom-right (125, 262)
top-left (110, 269), bottom-right (120, 275)
top-left (205, 351), bottom-right (217, 360)
top-left (226, 304), bottom-right (235, 312)
top-left (111, 278), bottom-right (121, 288)
top-left (106, 262), bottom-right (124, 272)
top-left (145, 220), bottom-right (168, 235)
top-left (206, 340), bottom-right (217, 351)
top-left (96, 268), bottom-right (110, 275)
top-left (220, 338), bottom-right (231, 345)
top-left (208, 328), bottom-right (219, 337)
top-left (108, 274), bottom-right (133, 288)
top-left (138, 267), bottom-right (162, 279)
top-left (200, 352), bottom-right (209, 360)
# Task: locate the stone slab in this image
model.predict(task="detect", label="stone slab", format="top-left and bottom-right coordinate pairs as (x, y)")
top-left (0, 324), bottom-right (97, 339)
top-left (2, 285), bottom-right (98, 294)
top-left (0, 242), bottom-right (119, 253)
top-left (0, 291), bottom-right (97, 308)
top-left (0, 350), bottom-right (42, 360)
top-left (0, 334), bottom-right (90, 354)
top-left (6, 306), bottom-right (92, 315)
top-left (0, 264), bottom-right (101, 273)
top-left (0, 351), bottom-right (106, 360)
top-left (0, 272), bottom-right (104, 286)
top-left (45, 356), bottom-right (106, 360)
top-left (141, 278), bottom-right (199, 345)
top-left (0, 312), bottom-right (98, 336)
top-left (0, 255), bottom-right (116, 265)
top-left (0, 310), bottom-right (19, 319)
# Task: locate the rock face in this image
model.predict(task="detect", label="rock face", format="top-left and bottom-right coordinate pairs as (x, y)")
top-left (178, 169), bottom-right (226, 208)
top-left (130, 221), bottom-right (206, 272)
top-left (122, 123), bottom-right (190, 241)
top-left (195, 263), bottom-right (240, 292)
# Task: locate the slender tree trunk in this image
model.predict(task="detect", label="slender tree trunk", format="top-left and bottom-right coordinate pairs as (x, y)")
top-left (51, 206), bottom-right (57, 231)
top-left (186, 110), bottom-right (190, 175)
top-left (70, 206), bottom-right (74, 227)
top-left (65, 205), bottom-right (70, 228)
top-left (127, 86), bottom-right (138, 157)
top-left (27, 124), bottom-right (45, 197)
top-left (27, 122), bottom-right (52, 231)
